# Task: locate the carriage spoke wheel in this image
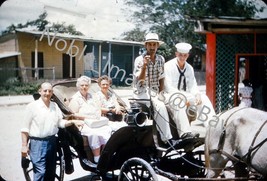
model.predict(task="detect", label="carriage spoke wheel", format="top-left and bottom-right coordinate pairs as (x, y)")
top-left (118, 157), bottom-right (158, 181)
top-left (22, 146), bottom-right (65, 181)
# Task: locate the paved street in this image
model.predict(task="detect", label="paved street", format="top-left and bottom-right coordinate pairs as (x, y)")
top-left (0, 87), bottom-right (207, 181)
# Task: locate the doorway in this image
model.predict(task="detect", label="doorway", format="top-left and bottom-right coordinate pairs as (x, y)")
top-left (235, 55), bottom-right (267, 111)
top-left (62, 54), bottom-right (76, 78)
top-left (31, 52), bottom-right (44, 78)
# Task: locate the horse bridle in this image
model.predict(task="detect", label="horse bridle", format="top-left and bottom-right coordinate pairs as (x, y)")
top-left (208, 107), bottom-right (248, 163)
top-left (209, 107), bottom-right (267, 173)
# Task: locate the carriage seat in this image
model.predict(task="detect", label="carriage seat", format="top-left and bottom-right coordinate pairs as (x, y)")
top-left (52, 81), bottom-right (102, 109)
top-left (53, 85), bottom-right (77, 106)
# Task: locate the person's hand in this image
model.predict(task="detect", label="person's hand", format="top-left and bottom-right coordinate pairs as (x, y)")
top-left (21, 145), bottom-right (29, 157)
top-left (65, 114), bottom-right (85, 120)
top-left (73, 114), bottom-right (85, 120)
top-left (195, 94), bottom-right (202, 105)
top-left (115, 109), bottom-right (122, 115)
top-left (158, 91), bottom-right (166, 103)
top-left (72, 120), bottom-right (84, 128)
top-left (143, 55), bottom-right (150, 67)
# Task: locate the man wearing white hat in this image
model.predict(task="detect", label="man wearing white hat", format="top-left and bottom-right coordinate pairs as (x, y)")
top-left (133, 33), bottom-right (197, 144)
top-left (164, 42), bottom-right (216, 129)
top-left (133, 32), bottom-right (173, 144)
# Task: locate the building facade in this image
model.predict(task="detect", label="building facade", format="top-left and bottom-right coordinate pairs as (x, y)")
top-left (0, 29), bottom-right (142, 86)
top-left (195, 17), bottom-right (267, 112)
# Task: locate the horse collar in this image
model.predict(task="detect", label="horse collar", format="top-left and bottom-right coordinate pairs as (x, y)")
top-left (218, 107), bottom-right (249, 150)
top-left (245, 120), bottom-right (267, 168)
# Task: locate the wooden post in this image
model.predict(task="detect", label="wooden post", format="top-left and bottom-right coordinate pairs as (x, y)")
top-left (206, 33), bottom-right (216, 108)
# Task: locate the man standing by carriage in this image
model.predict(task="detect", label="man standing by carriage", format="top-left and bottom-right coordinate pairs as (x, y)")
top-left (21, 82), bottom-right (78, 181)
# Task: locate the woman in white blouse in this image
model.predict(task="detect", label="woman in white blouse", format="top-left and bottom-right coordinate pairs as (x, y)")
top-left (68, 76), bottom-right (112, 164)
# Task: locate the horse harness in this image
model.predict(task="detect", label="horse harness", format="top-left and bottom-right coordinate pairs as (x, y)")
top-left (209, 107), bottom-right (267, 172)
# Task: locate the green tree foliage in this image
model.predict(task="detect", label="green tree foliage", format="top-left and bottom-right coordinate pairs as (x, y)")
top-left (121, 27), bottom-right (147, 42)
top-left (49, 22), bottom-right (83, 35)
top-left (1, 11), bottom-right (83, 36)
top-left (122, 0), bottom-right (264, 53)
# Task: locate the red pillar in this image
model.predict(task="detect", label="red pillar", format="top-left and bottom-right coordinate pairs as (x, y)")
top-left (206, 33), bottom-right (216, 107)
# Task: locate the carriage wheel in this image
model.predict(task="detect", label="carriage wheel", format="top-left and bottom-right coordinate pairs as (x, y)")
top-left (118, 157), bottom-right (158, 181)
top-left (22, 146), bottom-right (65, 181)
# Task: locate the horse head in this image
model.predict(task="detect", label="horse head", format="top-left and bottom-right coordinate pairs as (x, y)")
top-left (205, 109), bottom-right (237, 178)
top-left (205, 107), bottom-right (267, 178)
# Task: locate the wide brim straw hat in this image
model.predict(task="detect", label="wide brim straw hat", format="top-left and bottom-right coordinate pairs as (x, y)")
top-left (143, 33), bottom-right (164, 45)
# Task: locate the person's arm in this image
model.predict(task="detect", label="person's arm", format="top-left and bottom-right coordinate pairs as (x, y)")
top-left (112, 94), bottom-right (122, 114)
top-left (164, 60), bottom-right (179, 93)
top-left (159, 78), bottom-right (164, 92)
top-left (187, 67), bottom-right (201, 105)
top-left (54, 102), bottom-right (84, 128)
top-left (158, 55), bottom-right (165, 93)
top-left (98, 94), bottom-right (121, 115)
top-left (101, 107), bottom-right (111, 114)
top-left (68, 98), bottom-right (80, 113)
top-left (138, 61), bottom-right (147, 82)
top-left (64, 119), bottom-right (74, 127)
top-left (21, 132), bottom-right (29, 157)
top-left (133, 56), bottom-right (148, 85)
top-left (93, 92), bottom-right (109, 115)
top-left (21, 104), bottom-right (32, 157)
top-left (68, 92), bottom-right (88, 115)
top-left (64, 119), bottom-right (84, 128)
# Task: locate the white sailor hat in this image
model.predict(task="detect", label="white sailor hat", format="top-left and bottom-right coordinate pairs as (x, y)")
top-left (175, 42), bottom-right (192, 53)
top-left (144, 33), bottom-right (164, 45)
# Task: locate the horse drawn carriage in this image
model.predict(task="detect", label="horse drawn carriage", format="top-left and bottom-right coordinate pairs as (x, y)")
top-left (22, 78), bottom-right (267, 181)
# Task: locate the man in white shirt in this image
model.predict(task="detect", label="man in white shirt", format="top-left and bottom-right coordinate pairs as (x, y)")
top-left (21, 82), bottom-right (79, 181)
top-left (164, 43), bottom-right (216, 128)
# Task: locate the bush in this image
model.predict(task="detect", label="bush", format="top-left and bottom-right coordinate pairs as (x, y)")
top-left (0, 78), bottom-right (40, 96)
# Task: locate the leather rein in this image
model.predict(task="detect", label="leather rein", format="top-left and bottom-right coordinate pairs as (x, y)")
top-left (209, 107), bottom-right (267, 170)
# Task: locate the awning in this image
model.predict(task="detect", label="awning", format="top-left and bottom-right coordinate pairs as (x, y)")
top-left (0, 52), bottom-right (21, 59)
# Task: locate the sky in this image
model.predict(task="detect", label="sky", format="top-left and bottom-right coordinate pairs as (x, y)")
top-left (0, 0), bottom-right (267, 40)
top-left (0, 0), bottom-right (136, 40)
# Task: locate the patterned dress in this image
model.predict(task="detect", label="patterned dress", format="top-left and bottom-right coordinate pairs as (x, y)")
top-left (239, 86), bottom-right (253, 107)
